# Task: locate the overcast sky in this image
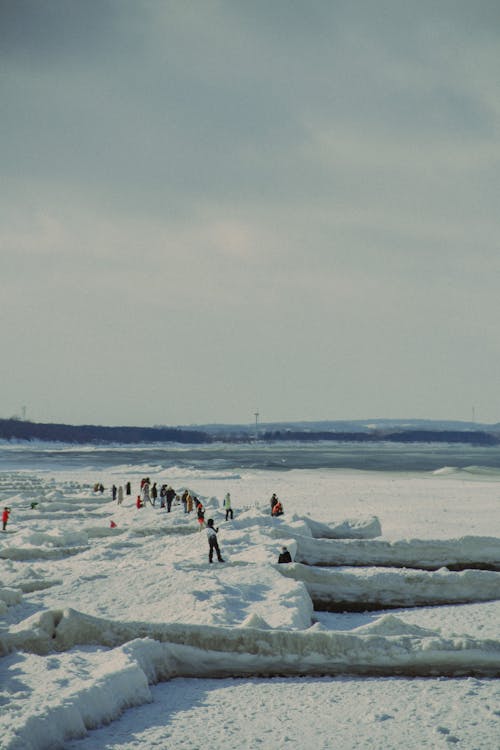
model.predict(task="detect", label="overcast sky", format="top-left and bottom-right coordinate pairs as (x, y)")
top-left (1, 0), bottom-right (500, 427)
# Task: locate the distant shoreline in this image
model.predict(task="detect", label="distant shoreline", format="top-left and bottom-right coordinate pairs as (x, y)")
top-left (0, 417), bottom-right (498, 446)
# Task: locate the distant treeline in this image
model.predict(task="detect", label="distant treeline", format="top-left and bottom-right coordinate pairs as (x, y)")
top-left (1, 419), bottom-right (499, 446)
top-left (0, 419), bottom-right (210, 444)
top-left (259, 429), bottom-right (500, 445)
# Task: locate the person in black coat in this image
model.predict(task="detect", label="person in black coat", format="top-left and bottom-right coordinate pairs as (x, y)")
top-left (278, 546), bottom-right (292, 563)
top-left (166, 486), bottom-right (176, 512)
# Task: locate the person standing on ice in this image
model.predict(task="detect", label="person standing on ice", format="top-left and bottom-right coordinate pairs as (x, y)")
top-left (112, 484), bottom-right (117, 501)
top-left (206, 518), bottom-right (225, 563)
top-left (126, 481), bottom-right (131, 496)
top-left (142, 481), bottom-right (151, 506)
top-left (166, 485), bottom-right (176, 512)
top-left (181, 490), bottom-right (188, 513)
top-left (197, 502), bottom-right (205, 529)
top-left (270, 493), bottom-right (279, 514)
top-left (151, 482), bottom-right (158, 506)
top-left (2, 507), bottom-right (10, 531)
top-left (117, 486), bottom-right (124, 505)
top-left (224, 492), bottom-right (233, 520)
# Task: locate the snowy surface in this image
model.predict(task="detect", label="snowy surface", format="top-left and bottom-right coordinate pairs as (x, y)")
top-left (1, 453), bottom-right (500, 748)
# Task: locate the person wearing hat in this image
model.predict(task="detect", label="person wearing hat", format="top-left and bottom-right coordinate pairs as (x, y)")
top-left (278, 546), bottom-right (292, 564)
top-left (206, 518), bottom-right (225, 563)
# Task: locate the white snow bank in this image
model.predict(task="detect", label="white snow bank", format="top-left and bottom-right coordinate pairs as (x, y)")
top-left (6, 529), bottom-right (89, 548)
top-left (0, 586), bottom-right (23, 614)
top-left (3, 608), bottom-right (500, 679)
top-left (223, 510), bottom-right (312, 538)
top-left (2, 614), bottom-right (500, 749)
top-left (0, 642), bottom-right (161, 750)
top-left (0, 562), bottom-right (62, 596)
top-left (300, 515), bottom-right (382, 539)
top-left (0, 546), bottom-right (87, 561)
top-left (295, 534), bottom-right (500, 570)
top-left (277, 563), bottom-right (500, 608)
top-left (0, 528), bottom-right (89, 561)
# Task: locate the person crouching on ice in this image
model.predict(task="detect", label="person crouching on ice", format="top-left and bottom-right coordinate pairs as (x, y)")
top-left (271, 500), bottom-right (283, 516)
top-left (278, 546), bottom-right (292, 563)
top-left (206, 519), bottom-right (225, 563)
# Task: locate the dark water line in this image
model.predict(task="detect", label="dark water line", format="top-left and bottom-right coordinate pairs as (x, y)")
top-left (304, 561), bottom-right (500, 572)
top-left (312, 597), bottom-right (500, 612)
top-left (2, 442), bottom-right (500, 472)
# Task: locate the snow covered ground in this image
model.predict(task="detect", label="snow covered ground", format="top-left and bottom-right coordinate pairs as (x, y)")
top-left (1, 452), bottom-right (500, 749)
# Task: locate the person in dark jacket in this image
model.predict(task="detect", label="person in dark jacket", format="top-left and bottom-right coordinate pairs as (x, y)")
top-left (206, 518), bottom-right (225, 563)
top-left (278, 546), bottom-right (292, 563)
top-left (166, 486), bottom-right (176, 512)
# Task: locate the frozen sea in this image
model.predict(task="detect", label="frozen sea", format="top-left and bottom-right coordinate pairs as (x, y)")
top-left (1, 441), bottom-right (499, 749)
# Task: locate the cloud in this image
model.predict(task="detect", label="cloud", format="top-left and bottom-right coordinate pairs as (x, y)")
top-left (1, 1), bottom-right (500, 423)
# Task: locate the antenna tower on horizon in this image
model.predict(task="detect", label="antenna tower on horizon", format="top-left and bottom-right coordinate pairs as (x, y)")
top-left (254, 411), bottom-right (259, 441)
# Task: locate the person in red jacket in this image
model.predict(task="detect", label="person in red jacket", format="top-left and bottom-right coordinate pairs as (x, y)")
top-left (2, 507), bottom-right (10, 531)
top-left (271, 500), bottom-right (283, 517)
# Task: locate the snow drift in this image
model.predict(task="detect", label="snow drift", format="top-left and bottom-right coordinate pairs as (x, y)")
top-left (277, 563), bottom-right (500, 610)
top-left (294, 534), bottom-right (500, 570)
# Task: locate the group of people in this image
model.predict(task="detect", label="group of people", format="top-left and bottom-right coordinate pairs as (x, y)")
top-left (109, 479), bottom-right (178, 511)
top-left (103, 481), bottom-right (289, 564)
top-left (108, 482), bottom-right (132, 503)
top-left (2, 483), bottom-right (292, 566)
top-left (137, 479), bottom-right (178, 511)
top-left (109, 482), bottom-right (283, 520)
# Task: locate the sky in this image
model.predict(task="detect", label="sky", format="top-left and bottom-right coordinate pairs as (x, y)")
top-left (1, 0), bottom-right (500, 428)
